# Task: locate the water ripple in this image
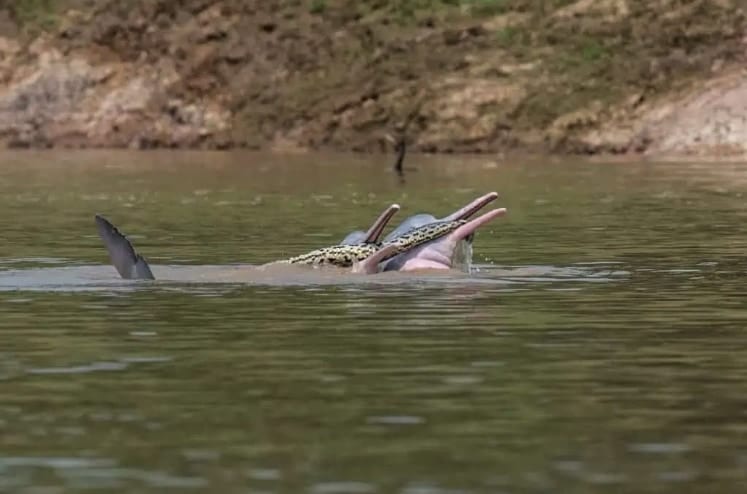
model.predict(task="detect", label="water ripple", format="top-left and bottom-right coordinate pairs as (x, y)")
top-left (27, 361), bottom-right (128, 375)
top-left (311, 482), bottom-right (377, 494)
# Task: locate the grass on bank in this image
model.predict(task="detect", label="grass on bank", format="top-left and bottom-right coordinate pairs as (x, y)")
top-left (1, 0), bottom-right (58, 31)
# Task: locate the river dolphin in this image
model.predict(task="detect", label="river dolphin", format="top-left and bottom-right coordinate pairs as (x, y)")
top-left (381, 207), bottom-right (505, 271)
top-left (343, 192), bottom-right (502, 271)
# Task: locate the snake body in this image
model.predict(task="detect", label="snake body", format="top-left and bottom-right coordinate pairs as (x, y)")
top-left (282, 220), bottom-right (465, 267)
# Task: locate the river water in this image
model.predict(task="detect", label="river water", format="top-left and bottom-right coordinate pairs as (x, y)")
top-left (0, 151), bottom-right (745, 493)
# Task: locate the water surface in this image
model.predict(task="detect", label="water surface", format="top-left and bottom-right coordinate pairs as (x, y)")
top-left (0, 151), bottom-right (745, 493)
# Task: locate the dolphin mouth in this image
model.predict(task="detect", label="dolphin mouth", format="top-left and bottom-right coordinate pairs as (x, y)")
top-left (442, 192), bottom-right (497, 262)
top-left (443, 192), bottom-right (499, 222)
top-left (380, 192), bottom-right (501, 272)
top-left (392, 207), bottom-right (507, 273)
top-left (362, 203), bottom-right (400, 244)
top-left (340, 203), bottom-right (400, 245)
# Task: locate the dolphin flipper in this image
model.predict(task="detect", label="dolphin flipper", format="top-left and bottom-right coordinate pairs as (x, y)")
top-left (94, 215), bottom-right (155, 280)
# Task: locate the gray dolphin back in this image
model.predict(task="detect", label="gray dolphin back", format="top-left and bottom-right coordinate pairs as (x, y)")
top-left (340, 230), bottom-right (368, 245)
top-left (94, 215), bottom-right (155, 280)
top-left (382, 213), bottom-right (437, 243)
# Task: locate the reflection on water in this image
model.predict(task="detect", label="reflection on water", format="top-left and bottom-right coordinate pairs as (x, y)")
top-left (0, 262), bottom-right (628, 291)
top-left (0, 151), bottom-right (746, 493)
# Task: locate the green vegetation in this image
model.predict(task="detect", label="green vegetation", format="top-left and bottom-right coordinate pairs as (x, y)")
top-left (2, 0), bottom-right (58, 31)
top-left (462, 0), bottom-right (509, 15)
top-left (390, 0), bottom-right (509, 18)
top-left (495, 26), bottom-right (523, 48)
top-left (309, 0), bottom-right (327, 14)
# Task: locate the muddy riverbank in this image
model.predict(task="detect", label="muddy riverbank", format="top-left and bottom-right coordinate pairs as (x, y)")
top-left (0, 0), bottom-right (745, 157)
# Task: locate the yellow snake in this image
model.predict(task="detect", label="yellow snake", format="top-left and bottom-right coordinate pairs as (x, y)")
top-left (282, 219), bottom-right (466, 267)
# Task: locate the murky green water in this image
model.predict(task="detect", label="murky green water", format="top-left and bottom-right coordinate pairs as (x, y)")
top-left (0, 151), bottom-right (745, 493)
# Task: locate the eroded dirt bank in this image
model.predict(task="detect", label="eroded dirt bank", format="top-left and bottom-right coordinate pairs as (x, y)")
top-left (0, 0), bottom-right (745, 156)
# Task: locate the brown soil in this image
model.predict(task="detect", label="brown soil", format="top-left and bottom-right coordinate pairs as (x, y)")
top-left (0, 0), bottom-right (745, 156)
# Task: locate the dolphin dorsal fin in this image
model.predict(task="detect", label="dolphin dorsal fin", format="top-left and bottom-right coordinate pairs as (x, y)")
top-left (94, 215), bottom-right (155, 280)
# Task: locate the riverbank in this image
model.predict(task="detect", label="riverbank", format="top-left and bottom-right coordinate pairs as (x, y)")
top-left (0, 0), bottom-right (745, 157)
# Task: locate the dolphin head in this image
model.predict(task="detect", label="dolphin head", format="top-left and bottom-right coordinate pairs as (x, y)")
top-left (383, 208), bottom-right (506, 272)
top-left (381, 192), bottom-right (500, 271)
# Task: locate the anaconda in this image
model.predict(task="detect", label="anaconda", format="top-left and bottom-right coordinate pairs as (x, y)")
top-left (282, 219), bottom-right (468, 268)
